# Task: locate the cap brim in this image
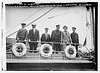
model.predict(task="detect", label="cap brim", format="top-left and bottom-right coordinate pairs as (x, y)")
top-left (32, 25), bottom-right (36, 26)
top-left (21, 24), bottom-right (26, 25)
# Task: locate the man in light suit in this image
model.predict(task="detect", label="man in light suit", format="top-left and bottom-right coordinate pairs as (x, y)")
top-left (41, 28), bottom-right (50, 44)
top-left (28, 24), bottom-right (40, 53)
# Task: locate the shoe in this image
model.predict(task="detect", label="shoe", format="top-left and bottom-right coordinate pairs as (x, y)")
top-left (56, 52), bottom-right (58, 54)
top-left (29, 51), bottom-right (33, 53)
top-left (34, 51), bottom-right (37, 53)
top-left (76, 53), bottom-right (79, 57)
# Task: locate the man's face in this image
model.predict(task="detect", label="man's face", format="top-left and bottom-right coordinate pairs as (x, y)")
top-left (72, 28), bottom-right (76, 32)
top-left (32, 25), bottom-right (36, 29)
top-left (56, 26), bottom-right (60, 30)
top-left (45, 29), bottom-right (48, 33)
top-left (64, 27), bottom-right (68, 31)
top-left (22, 25), bottom-right (26, 28)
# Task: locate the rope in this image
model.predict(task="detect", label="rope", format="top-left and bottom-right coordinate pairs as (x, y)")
top-left (26, 7), bottom-right (55, 27)
top-left (48, 12), bottom-right (68, 19)
top-left (6, 7), bottom-right (55, 38)
top-left (6, 7), bottom-right (44, 33)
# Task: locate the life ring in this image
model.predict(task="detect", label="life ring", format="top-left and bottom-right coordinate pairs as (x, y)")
top-left (12, 43), bottom-right (27, 57)
top-left (40, 44), bottom-right (53, 57)
top-left (64, 45), bottom-right (76, 58)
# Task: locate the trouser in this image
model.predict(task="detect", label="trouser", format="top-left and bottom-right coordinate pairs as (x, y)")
top-left (29, 42), bottom-right (38, 50)
top-left (53, 43), bottom-right (61, 51)
top-left (72, 44), bottom-right (78, 52)
top-left (72, 44), bottom-right (78, 57)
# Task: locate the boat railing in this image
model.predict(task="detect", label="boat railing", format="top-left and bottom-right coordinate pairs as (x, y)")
top-left (6, 40), bottom-right (93, 60)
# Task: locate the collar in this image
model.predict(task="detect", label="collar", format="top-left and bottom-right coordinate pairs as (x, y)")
top-left (22, 28), bottom-right (26, 30)
top-left (45, 33), bottom-right (48, 34)
top-left (73, 32), bottom-right (76, 33)
top-left (32, 28), bottom-right (36, 30)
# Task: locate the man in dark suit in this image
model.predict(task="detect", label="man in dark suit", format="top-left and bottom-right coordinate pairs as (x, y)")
top-left (51, 25), bottom-right (62, 52)
top-left (28, 24), bottom-right (40, 52)
top-left (41, 28), bottom-right (50, 44)
top-left (70, 27), bottom-right (79, 57)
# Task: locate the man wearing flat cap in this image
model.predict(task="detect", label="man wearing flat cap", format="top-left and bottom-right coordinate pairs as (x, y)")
top-left (16, 23), bottom-right (28, 43)
top-left (51, 25), bottom-right (62, 52)
top-left (28, 24), bottom-right (40, 53)
top-left (70, 27), bottom-right (79, 57)
top-left (41, 28), bottom-right (50, 44)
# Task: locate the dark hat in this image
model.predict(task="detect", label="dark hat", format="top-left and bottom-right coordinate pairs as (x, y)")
top-left (21, 23), bottom-right (26, 25)
top-left (45, 27), bottom-right (49, 29)
top-left (63, 26), bottom-right (68, 29)
top-left (31, 24), bottom-right (36, 26)
top-left (72, 27), bottom-right (76, 29)
top-left (56, 25), bottom-right (60, 27)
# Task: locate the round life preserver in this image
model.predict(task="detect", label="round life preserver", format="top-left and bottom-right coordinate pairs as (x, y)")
top-left (40, 44), bottom-right (53, 57)
top-left (64, 45), bottom-right (76, 58)
top-left (12, 43), bottom-right (27, 57)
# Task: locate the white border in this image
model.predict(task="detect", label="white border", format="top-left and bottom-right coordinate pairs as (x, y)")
top-left (1, 2), bottom-right (6, 71)
top-left (0, 0), bottom-right (100, 72)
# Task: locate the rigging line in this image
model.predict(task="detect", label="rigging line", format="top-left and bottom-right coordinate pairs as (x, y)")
top-left (26, 7), bottom-right (55, 27)
top-left (6, 7), bottom-right (44, 33)
top-left (6, 7), bottom-right (55, 38)
top-left (48, 12), bottom-right (68, 19)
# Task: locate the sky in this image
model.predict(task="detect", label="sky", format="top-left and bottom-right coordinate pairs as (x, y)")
top-left (6, 6), bottom-right (87, 44)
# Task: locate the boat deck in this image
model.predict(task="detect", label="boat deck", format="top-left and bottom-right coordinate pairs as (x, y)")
top-left (7, 59), bottom-right (92, 63)
top-left (6, 51), bottom-right (96, 71)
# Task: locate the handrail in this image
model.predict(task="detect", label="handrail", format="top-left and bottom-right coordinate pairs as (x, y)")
top-left (17, 40), bottom-right (79, 45)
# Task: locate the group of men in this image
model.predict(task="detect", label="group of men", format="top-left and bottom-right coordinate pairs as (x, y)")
top-left (16, 23), bottom-right (79, 55)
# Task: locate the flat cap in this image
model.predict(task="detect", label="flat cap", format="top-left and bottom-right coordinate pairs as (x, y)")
top-left (21, 23), bottom-right (26, 25)
top-left (56, 25), bottom-right (60, 27)
top-left (31, 24), bottom-right (36, 26)
top-left (72, 27), bottom-right (76, 29)
top-left (45, 27), bottom-right (49, 29)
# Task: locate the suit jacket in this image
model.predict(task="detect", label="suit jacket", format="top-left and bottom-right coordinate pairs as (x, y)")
top-left (28, 29), bottom-right (40, 41)
top-left (70, 32), bottom-right (79, 44)
top-left (16, 28), bottom-right (28, 40)
top-left (41, 33), bottom-right (50, 42)
top-left (51, 30), bottom-right (62, 42)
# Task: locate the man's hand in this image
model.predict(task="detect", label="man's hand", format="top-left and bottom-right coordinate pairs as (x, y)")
top-left (16, 38), bottom-right (19, 42)
top-left (16, 38), bottom-right (19, 40)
